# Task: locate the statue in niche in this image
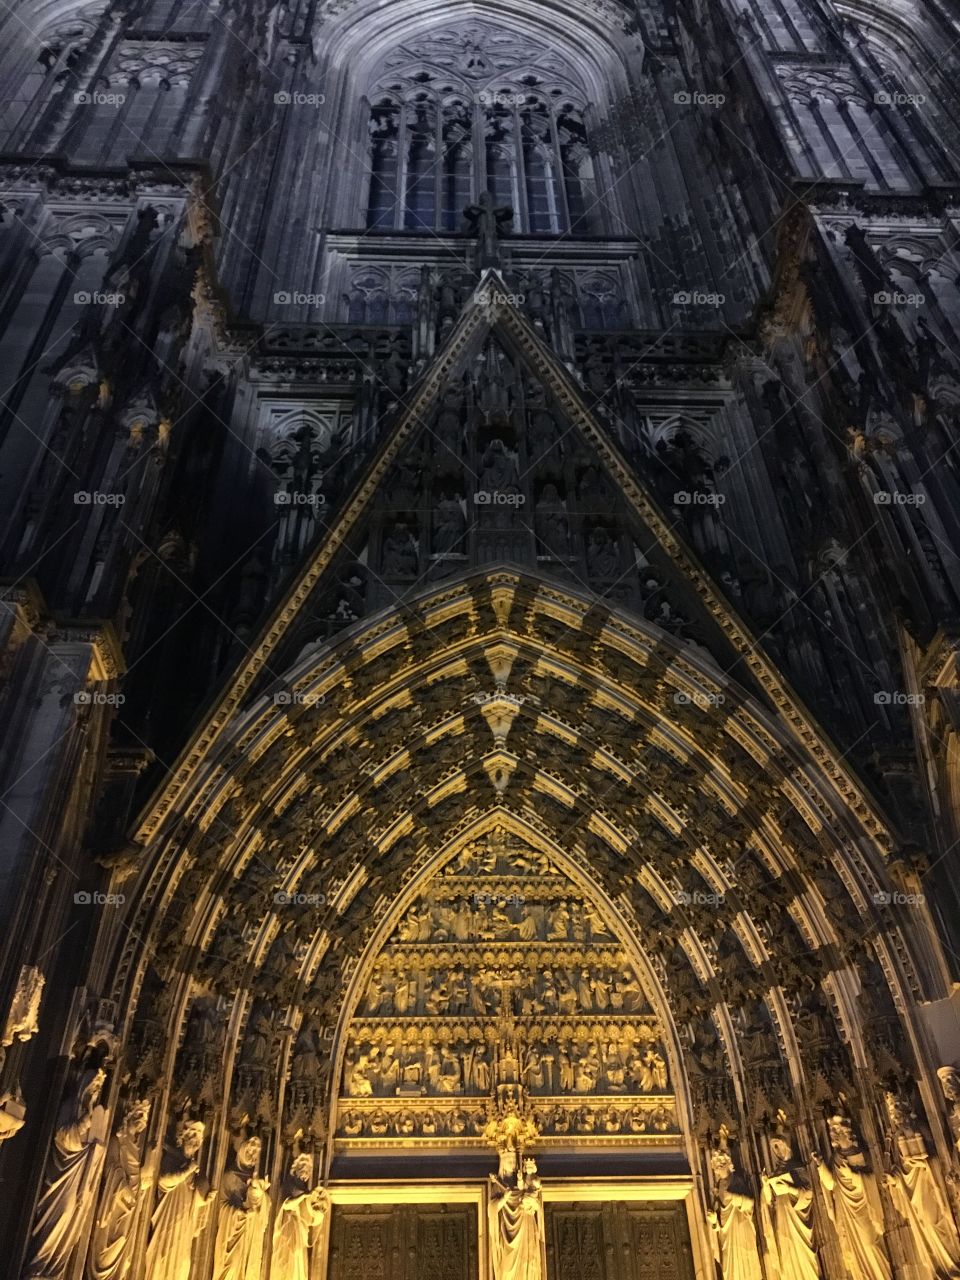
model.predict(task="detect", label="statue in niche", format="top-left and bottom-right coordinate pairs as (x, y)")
top-left (761, 1127), bottom-right (821, 1280)
top-left (464, 190), bottom-right (513, 267)
top-left (534, 484), bottom-right (569, 556)
top-left (708, 1143), bottom-right (763, 1280)
top-left (290, 1020), bottom-right (324, 1084)
top-left (882, 1092), bottom-right (960, 1280)
top-left (144, 1120), bottom-right (213, 1280)
top-left (937, 1068), bottom-right (960, 1150)
top-left (213, 1134), bottom-right (270, 1280)
top-left (541, 970), bottom-right (558, 1014)
top-left (640, 1050), bottom-right (668, 1092)
top-left (381, 523), bottom-right (418, 576)
top-left (574, 1043), bottom-right (600, 1093)
top-left (488, 1149), bottom-right (544, 1280)
top-left (547, 906), bottom-right (570, 947)
top-left (24, 1064), bottom-right (109, 1280)
top-left (271, 1154), bottom-right (328, 1280)
top-left (433, 492), bottom-right (466, 555)
top-left (815, 1113), bottom-right (892, 1280)
top-left (586, 526), bottom-right (620, 579)
top-left (613, 970), bottom-right (644, 1013)
top-left (479, 438), bottom-right (520, 495)
top-left (438, 1046), bottom-right (463, 1093)
top-left (89, 1097), bottom-right (152, 1280)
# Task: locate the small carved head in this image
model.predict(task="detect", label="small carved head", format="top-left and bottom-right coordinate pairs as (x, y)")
top-left (237, 1135), bottom-right (262, 1171)
top-left (122, 1098), bottom-right (151, 1135)
top-left (290, 1152), bottom-right (313, 1183)
top-left (176, 1119), bottom-right (205, 1158)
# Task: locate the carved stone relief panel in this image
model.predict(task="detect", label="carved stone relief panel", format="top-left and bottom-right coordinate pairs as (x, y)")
top-left (336, 831), bottom-right (678, 1149)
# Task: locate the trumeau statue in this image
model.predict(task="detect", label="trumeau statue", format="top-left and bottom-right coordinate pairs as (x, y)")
top-left (213, 1134), bottom-right (271, 1280)
top-left (488, 1148), bottom-right (544, 1280)
top-left (271, 1154), bottom-right (329, 1280)
top-left (883, 1091), bottom-right (960, 1280)
top-left (708, 1143), bottom-right (763, 1280)
top-left (25, 1066), bottom-right (109, 1280)
top-left (88, 1098), bottom-right (152, 1280)
top-left (144, 1120), bottom-right (213, 1280)
top-left (816, 1113), bottom-right (892, 1280)
top-left (761, 1128), bottom-right (821, 1280)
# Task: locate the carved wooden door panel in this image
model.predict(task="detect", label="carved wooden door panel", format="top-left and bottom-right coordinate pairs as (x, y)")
top-left (327, 1203), bottom-right (478, 1280)
top-left (545, 1201), bottom-right (696, 1280)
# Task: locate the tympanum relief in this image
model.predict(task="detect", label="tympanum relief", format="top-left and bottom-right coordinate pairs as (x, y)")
top-left (336, 833), bottom-right (677, 1148)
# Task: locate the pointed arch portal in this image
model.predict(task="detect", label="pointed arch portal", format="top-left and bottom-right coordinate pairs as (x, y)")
top-left (88, 548), bottom-right (955, 1280)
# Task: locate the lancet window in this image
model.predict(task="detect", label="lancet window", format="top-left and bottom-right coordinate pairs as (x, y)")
top-left (365, 25), bottom-right (597, 235)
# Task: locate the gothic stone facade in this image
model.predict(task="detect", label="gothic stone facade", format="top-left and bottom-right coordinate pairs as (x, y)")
top-left (1, 0), bottom-right (960, 1278)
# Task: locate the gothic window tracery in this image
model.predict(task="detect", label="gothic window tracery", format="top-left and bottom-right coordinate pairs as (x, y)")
top-left (364, 23), bottom-right (597, 235)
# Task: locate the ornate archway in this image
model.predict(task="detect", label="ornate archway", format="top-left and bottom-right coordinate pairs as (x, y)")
top-left (64, 565), bottom-right (959, 1280)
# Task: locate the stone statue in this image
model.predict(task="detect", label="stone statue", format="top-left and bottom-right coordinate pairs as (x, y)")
top-left (761, 1132), bottom-right (821, 1280)
top-left (25, 1065), bottom-right (109, 1280)
top-left (464, 191), bottom-right (513, 266)
top-left (271, 1154), bottom-right (329, 1280)
top-left (88, 1098), bottom-right (152, 1280)
top-left (433, 493), bottom-right (466, 555)
top-left (381, 523), bottom-right (418, 576)
top-left (938, 1068), bottom-right (960, 1151)
top-left (708, 1147), bottom-right (763, 1280)
top-left (815, 1114), bottom-right (892, 1280)
top-left (144, 1120), bottom-right (213, 1280)
top-left (213, 1135), bottom-right (271, 1280)
top-left (488, 1149), bottom-right (544, 1280)
top-left (1, 963), bottom-right (44, 1050)
top-left (883, 1093), bottom-right (960, 1280)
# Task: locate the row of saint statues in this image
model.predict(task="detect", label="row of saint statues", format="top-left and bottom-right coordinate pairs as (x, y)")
top-left (343, 1031), bottom-right (669, 1097)
top-left (337, 1099), bottom-right (677, 1140)
top-left (22, 1056), bottom-right (960, 1280)
top-left (24, 1085), bottom-right (326, 1280)
top-left (710, 1113), bottom-right (960, 1280)
top-left (363, 962), bottom-right (647, 1018)
top-left (391, 896), bottom-right (615, 945)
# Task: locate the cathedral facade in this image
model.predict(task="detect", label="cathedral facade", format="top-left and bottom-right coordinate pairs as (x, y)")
top-left (1, 0), bottom-right (960, 1277)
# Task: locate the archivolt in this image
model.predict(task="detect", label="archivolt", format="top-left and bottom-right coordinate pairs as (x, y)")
top-left (104, 570), bottom-right (946, 1169)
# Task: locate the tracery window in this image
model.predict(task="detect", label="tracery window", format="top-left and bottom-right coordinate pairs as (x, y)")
top-left (365, 22), bottom-right (597, 235)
